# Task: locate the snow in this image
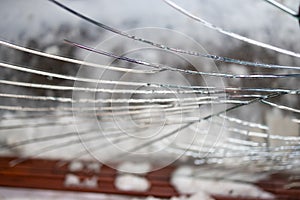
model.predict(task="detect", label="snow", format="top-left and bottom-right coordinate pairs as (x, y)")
top-left (68, 161), bottom-right (101, 173)
top-left (82, 176), bottom-right (98, 188)
top-left (187, 192), bottom-right (215, 200)
top-left (266, 108), bottom-right (300, 148)
top-left (115, 174), bottom-right (150, 192)
top-left (117, 161), bottom-right (152, 174)
top-left (69, 161), bottom-right (84, 172)
top-left (64, 174), bottom-right (81, 187)
top-left (0, 187), bottom-right (129, 200)
top-left (64, 174), bottom-right (98, 188)
top-left (86, 162), bottom-right (101, 173)
top-left (171, 166), bottom-right (274, 199)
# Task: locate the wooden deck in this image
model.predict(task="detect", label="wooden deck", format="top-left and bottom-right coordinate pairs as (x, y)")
top-left (0, 156), bottom-right (299, 200)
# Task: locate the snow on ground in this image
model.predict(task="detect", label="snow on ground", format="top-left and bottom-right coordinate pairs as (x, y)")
top-left (0, 187), bottom-right (130, 200)
top-left (171, 166), bottom-right (274, 199)
top-left (115, 174), bottom-right (150, 192)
